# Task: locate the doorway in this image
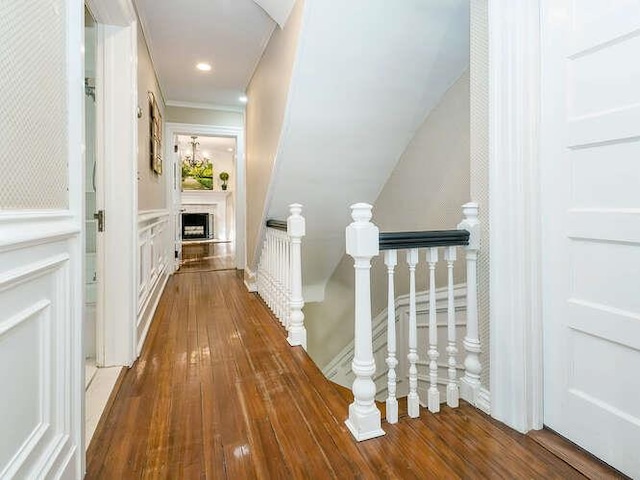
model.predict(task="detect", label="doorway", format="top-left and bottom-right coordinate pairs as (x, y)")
top-left (84, 6), bottom-right (99, 385)
top-left (168, 128), bottom-right (246, 274)
top-left (83, 5), bottom-right (125, 449)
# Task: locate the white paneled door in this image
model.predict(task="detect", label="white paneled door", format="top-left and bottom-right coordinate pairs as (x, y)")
top-left (541, 1), bottom-right (640, 477)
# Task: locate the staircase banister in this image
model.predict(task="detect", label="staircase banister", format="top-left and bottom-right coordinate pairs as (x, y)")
top-left (266, 219), bottom-right (288, 231)
top-left (379, 229), bottom-right (470, 250)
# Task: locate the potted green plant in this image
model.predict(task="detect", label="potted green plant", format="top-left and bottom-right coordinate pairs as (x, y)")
top-left (219, 171), bottom-right (230, 190)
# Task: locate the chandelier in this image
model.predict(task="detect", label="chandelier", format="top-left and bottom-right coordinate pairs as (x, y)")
top-left (185, 135), bottom-right (206, 167)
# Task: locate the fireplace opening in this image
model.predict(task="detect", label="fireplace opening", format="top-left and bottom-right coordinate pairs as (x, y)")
top-left (182, 213), bottom-right (210, 240)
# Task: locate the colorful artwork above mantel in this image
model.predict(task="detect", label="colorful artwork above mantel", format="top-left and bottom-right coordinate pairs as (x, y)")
top-left (181, 158), bottom-right (213, 190)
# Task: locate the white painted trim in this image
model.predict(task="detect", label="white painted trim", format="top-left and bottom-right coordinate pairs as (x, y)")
top-left (92, 7), bottom-right (139, 369)
top-left (477, 387), bottom-right (491, 415)
top-left (165, 100), bottom-right (246, 113)
top-left (0, 254), bottom-right (69, 292)
top-left (136, 272), bottom-right (169, 354)
top-left (0, 213), bottom-right (79, 253)
top-left (244, 266), bottom-right (257, 292)
top-left (136, 210), bottom-right (170, 354)
top-left (165, 122), bottom-right (246, 271)
top-left (68, 0), bottom-right (85, 475)
top-left (488, 0), bottom-right (543, 433)
top-left (138, 209), bottom-right (171, 223)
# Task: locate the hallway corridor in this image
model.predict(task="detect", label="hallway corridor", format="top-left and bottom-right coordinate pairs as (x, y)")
top-left (85, 269), bottom-right (592, 479)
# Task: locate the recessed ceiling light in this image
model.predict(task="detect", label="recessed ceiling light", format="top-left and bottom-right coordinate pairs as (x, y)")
top-left (227, 148), bottom-right (234, 152)
top-left (196, 62), bottom-right (212, 72)
top-left (239, 95), bottom-right (248, 103)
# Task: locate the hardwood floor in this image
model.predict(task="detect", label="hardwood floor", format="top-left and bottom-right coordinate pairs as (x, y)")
top-left (179, 241), bottom-right (235, 273)
top-left (528, 428), bottom-right (628, 479)
top-left (86, 268), bottom-right (593, 479)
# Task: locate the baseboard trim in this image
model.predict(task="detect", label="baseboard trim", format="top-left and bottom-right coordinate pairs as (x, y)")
top-left (528, 427), bottom-right (629, 479)
top-left (477, 387), bottom-right (491, 415)
top-left (136, 270), bottom-right (169, 355)
top-left (244, 267), bottom-right (257, 292)
top-left (86, 367), bottom-right (127, 454)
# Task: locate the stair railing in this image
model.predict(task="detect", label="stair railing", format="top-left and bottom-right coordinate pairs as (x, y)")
top-left (345, 202), bottom-right (480, 441)
top-left (257, 203), bottom-right (307, 349)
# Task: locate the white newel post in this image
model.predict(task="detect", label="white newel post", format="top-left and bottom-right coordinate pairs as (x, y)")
top-left (384, 250), bottom-right (398, 424)
top-left (458, 202), bottom-right (482, 405)
top-left (287, 204), bottom-right (307, 349)
top-left (345, 203), bottom-right (385, 441)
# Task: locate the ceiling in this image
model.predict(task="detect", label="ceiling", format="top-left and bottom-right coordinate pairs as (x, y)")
top-left (134, 0), bottom-right (282, 109)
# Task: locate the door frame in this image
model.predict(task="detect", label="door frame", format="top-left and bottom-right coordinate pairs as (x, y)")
top-left (85, 0), bottom-right (138, 369)
top-left (165, 122), bottom-right (246, 271)
top-left (487, 0), bottom-right (544, 433)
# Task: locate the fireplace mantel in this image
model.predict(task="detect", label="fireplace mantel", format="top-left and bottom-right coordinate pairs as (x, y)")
top-left (181, 191), bottom-right (232, 241)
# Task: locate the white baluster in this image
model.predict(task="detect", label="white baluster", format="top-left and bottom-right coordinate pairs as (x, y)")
top-left (263, 233), bottom-right (269, 305)
top-left (427, 247), bottom-right (440, 413)
top-left (268, 231), bottom-right (274, 310)
top-left (285, 235), bottom-right (291, 328)
top-left (406, 248), bottom-right (420, 418)
top-left (279, 232), bottom-right (285, 322)
top-left (282, 232), bottom-right (287, 324)
top-left (258, 244), bottom-right (265, 296)
top-left (287, 204), bottom-right (307, 349)
top-left (345, 203), bottom-right (385, 441)
top-left (265, 232), bottom-right (272, 308)
top-left (445, 246), bottom-right (459, 408)
top-left (384, 250), bottom-right (398, 424)
top-left (262, 242), bottom-right (267, 297)
top-left (279, 231), bottom-right (284, 319)
top-left (257, 247), bottom-right (262, 297)
top-left (458, 202), bottom-right (482, 405)
top-left (277, 232), bottom-right (283, 322)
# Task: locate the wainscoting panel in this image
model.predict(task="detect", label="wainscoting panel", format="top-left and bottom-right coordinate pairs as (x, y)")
top-left (0, 227), bottom-right (80, 479)
top-left (137, 210), bottom-right (171, 355)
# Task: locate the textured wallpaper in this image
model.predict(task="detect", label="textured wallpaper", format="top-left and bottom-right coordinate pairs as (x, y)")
top-left (470, 0), bottom-right (490, 391)
top-left (0, 0), bottom-right (69, 210)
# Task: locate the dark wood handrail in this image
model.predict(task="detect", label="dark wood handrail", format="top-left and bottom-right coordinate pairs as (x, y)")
top-left (379, 229), bottom-right (469, 250)
top-left (266, 219), bottom-right (287, 231)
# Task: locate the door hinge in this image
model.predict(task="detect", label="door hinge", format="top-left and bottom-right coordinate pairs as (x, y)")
top-left (175, 250), bottom-right (179, 259)
top-left (94, 210), bottom-right (105, 232)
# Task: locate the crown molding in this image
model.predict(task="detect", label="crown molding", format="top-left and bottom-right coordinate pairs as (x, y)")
top-left (165, 100), bottom-right (245, 114)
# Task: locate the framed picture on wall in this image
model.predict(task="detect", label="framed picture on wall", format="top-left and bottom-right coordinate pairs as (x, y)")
top-left (149, 91), bottom-right (163, 175)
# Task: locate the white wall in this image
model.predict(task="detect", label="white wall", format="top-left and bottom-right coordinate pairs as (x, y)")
top-left (305, 71), bottom-right (471, 368)
top-left (137, 21), bottom-right (166, 211)
top-left (165, 106), bottom-right (244, 128)
top-left (245, 0), bottom-right (305, 268)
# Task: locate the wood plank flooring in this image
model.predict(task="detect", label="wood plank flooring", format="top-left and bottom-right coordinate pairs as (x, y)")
top-left (179, 241), bottom-right (235, 273)
top-left (86, 268), bottom-right (592, 479)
